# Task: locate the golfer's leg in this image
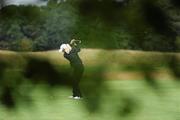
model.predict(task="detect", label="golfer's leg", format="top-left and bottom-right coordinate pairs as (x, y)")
top-left (72, 66), bottom-right (84, 97)
top-left (72, 73), bottom-right (82, 97)
top-left (73, 84), bottom-right (81, 97)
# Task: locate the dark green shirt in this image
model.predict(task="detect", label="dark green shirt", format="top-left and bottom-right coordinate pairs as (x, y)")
top-left (64, 46), bottom-right (83, 68)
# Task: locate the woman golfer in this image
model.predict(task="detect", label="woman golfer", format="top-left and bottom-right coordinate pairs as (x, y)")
top-left (59, 39), bottom-right (84, 99)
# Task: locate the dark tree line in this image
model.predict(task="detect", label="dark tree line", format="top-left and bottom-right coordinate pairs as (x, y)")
top-left (0, 0), bottom-right (179, 52)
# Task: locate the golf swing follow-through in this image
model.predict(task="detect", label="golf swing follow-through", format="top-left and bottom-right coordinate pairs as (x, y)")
top-left (59, 39), bottom-right (84, 100)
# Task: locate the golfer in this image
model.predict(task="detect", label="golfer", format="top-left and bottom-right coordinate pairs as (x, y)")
top-left (59, 39), bottom-right (84, 99)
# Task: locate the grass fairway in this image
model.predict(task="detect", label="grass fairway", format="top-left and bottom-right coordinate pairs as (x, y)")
top-left (0, 49), bottom-right (179, 80)
top-left (0, 49), bottom-right (179, 120)
top-left (0, 80), bottom-right (180, 120)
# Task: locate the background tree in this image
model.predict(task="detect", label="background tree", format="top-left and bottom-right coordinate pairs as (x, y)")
top-left (0, 0), bottom-right (179, 52)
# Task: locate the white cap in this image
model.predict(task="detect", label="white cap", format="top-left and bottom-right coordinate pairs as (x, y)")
top-left (59, 44), bottom-right (72, 54)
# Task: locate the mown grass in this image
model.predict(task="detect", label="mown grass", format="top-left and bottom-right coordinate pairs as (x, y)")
top-left (0, 80), bottom-right (180, 120)
top-left (0, 49), bottom-right (179, 79)
top-left (0, 49), bottom-right (179, 120)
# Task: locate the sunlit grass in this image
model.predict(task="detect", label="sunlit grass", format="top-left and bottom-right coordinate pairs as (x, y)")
top-left (0, 49), bottom-right (179, 80)
top-left (0, 80), bottom-right (180, 120)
